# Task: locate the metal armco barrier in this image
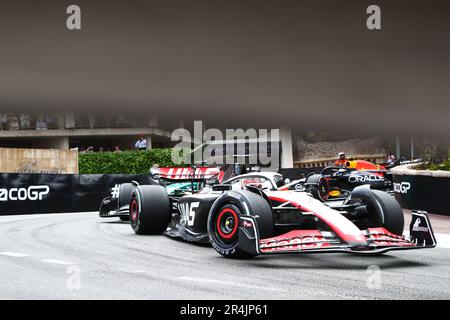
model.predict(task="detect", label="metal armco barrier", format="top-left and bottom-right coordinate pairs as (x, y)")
top-left (0, 173), bottom-right (155, 215)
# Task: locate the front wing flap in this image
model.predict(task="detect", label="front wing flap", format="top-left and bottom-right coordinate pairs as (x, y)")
top-left (238, 210), bottom-right (436, 256)
top-left (99, 196), bottom-right (129, 218)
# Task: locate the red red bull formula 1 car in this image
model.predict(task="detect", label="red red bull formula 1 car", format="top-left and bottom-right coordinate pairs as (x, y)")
top-left (283, 159), bottom-right (394, 202)
top-left (106, 166), bottom-right (436, 258)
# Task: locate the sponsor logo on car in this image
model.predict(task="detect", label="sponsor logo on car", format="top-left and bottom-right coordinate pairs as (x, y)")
top-left (161, 167), bottom-right (220, 180)
top-left (328, 190), bottom-right (341, 197)
top-left (393, 182), bottom-right (411, 194)
top-left (178, 201), bottom-right (199, 226)
top-left (0, 185), bottom-right (50, 201)
top-left (260, 235), bottom-right (329, 252)
top-left (348, 174), bottom-right (384, 183)
top-left (412, 218), bottom-right (429, 232)
top-left (242, 220), bottom-right (253, 228)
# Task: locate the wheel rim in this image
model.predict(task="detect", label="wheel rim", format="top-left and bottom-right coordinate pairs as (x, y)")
top-left (130, 198), bottom-right (138, 222)
top-left (318, 178), bottom-right (329, 200)
top-left (215, 208), bottom-right (239, 243)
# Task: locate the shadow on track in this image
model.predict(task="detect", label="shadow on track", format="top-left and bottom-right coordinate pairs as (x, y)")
top-left (100, 220), bottom-right (129, 224)
top-left (230, 253), bottom-right (430, 270)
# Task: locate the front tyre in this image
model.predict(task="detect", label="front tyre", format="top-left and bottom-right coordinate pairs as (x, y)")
top-left (207, 190), bottom-right (274, 259)
top-left (351, 186), bottom-right (404, 236)
top-left (370, 190), bottom-right (404, 235)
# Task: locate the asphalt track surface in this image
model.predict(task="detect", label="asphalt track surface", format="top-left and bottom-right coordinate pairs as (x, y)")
top-left (0, 211), bottom-right (449, 300)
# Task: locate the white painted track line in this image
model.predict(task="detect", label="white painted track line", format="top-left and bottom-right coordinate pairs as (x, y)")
top-left (0, 212), bottom-right (96, 224)
top-left (0, 252), bottom-right (29, 257)
top-left (434, 233), bottom-right (450, 249)
top-left (41, 259), bottom-right (75, 265)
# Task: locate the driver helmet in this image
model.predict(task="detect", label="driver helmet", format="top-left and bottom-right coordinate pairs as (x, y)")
top-left (150, 164), bottom-right (160, 179)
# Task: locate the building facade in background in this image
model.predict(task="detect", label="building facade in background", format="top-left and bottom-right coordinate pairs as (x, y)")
top-left (0, 113), bottom-right (180, 152)
top-left (0, 112), bottom-right (431, 169)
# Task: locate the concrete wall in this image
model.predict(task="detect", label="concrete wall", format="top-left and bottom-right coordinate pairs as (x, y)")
top-left (0, 147), bottom-right (78, 174)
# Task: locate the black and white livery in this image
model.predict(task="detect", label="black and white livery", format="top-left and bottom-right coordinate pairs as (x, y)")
top-left (119, 169), bottom-right (436, 259)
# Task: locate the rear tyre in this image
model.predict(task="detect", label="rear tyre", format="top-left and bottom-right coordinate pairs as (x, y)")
top-left (207, 190), bottom-right (274, 259)
top-left (130, 185), bottom-right (171, 235)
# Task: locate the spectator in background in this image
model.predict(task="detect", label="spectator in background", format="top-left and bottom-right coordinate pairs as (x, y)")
top-left (36, 115), bottom-right (48, 130)
top-left (9, 115), bottom-right (20, 130)
top-left (135, 135), bottom-right (147, 150)
top-left (386, 150), bottom-right (396, 166)
top-left (0, 114), bottom-right (7, 130)
top-left (114, 146), bottom-right (121, 152)
top-left (334, 152), bottom-right (347, 167)
top-left (46, 115), bottom-right (57, 129)
top-left (19, 114), bottom-right (31, 129)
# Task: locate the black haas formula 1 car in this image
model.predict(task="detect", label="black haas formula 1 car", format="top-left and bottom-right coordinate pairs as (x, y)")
top-left (126, 170), bottom-right (436, 258)
top-left (285, 160), bottom-right (393, 202)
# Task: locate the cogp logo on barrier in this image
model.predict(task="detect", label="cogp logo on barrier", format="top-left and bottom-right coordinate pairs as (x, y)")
top-left (0, 185), bottom-right (50, 201)
top-left (393, 182), bottom-right (411, 194)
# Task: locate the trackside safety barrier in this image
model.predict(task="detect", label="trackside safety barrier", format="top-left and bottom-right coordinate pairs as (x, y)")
top-left (391, 164), bottom-right (450, 216)
top-left (0, 173), bottom-right (155, 215)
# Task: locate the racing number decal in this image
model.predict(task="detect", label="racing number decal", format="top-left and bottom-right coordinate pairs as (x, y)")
top-left (178, 202), bottom-right (199, 226)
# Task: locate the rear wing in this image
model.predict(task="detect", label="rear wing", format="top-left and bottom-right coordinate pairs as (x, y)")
top-left (151, 167), bottom-right (221, 181)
